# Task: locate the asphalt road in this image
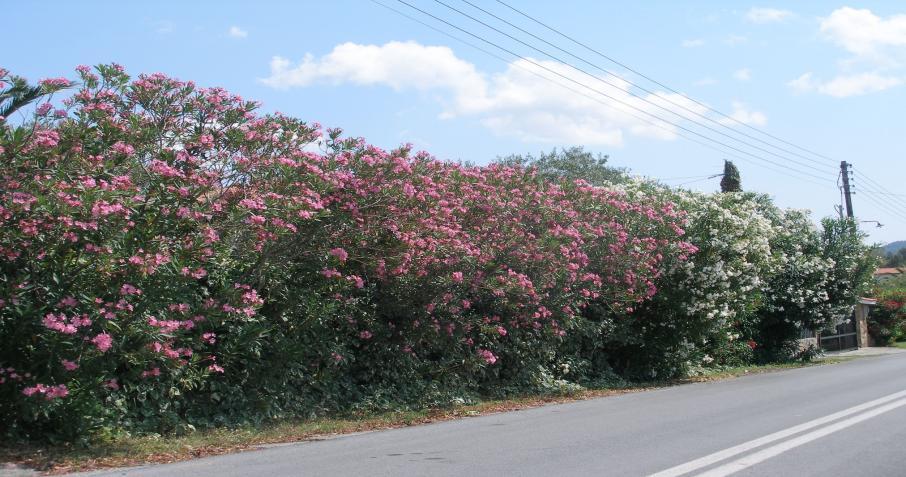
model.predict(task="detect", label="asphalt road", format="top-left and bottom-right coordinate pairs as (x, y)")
top-left (79, 352), bottom-right (906, 477)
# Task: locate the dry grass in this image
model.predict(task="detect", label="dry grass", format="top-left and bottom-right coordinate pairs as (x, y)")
top-left (0, 358), bottom-right (848, 475)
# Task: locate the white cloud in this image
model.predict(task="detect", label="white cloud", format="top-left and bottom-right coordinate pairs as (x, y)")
top-left (682, 38), bottom-right (705, 48)
top-left (820, 7), bottom-right (906, 57)
top-left (733, 68), bottom-right (751, 81)
top-left (788, 71), bottom-right (902, 97)
top-left (746, 7), bottom-right (794, 24)
top-left (228, 26), bottom-right (248, 39)
top-left (822, 73), bottom-right (902, 96)
top-left (260, 41), bottom-right (721, 146)
top-left (788, 72), bottom-right (816, 93)
top-left (719, 101), bottom-right (767, 126)
top-left (791, 8), bottom-right (906, 98)
top-left (262, 42), bottom-right (490, 115)
top-left (694, 77), bottom-right (718, 86)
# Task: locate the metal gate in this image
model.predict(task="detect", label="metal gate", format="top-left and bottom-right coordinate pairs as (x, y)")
top-left (819, 315), bottom-right (858, 351)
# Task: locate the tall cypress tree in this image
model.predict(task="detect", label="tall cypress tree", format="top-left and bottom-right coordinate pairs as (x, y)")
top-left (720, 160), bottom-right (741, 192)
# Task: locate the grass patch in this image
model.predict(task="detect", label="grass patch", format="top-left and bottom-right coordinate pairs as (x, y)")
top-left (893, 341), bottom-right (906, 350)
top-left (0, 358), bottom-right (849, 475)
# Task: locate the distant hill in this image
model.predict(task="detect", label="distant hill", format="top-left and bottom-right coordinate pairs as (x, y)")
top-left (883, 241), bottom-right (906, 255)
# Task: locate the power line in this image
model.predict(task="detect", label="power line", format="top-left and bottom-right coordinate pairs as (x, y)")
top-left (455, 0), bottom-right (834, 171)
top-left (380, 0), bottom-right (898, 224)
top-left (858, 190), bottom-right (906, 224)
top-left (372, 0), bottom-right (900, 230)
top-left (490, 0), bottom-right (906, 226)
top-left (837, 167), bottom-right (906, 222)
top-left (659, 173), bottom-right (721, 181)
top-left (391, 0), bottom-right (834, 185)
top-left (432, 0), bottom-right (833, 178)
top-left (370, 0), bottom-right (512, 65)
top-left (858, 190), bottom-right (906, 198)
top-left (854, 170), bottom-right (906, 210)
top-left (860, 190), bottom-right (906, 217)
top-left (371, 0), bottom-right (826, 187)
top-left (674, 175), bottom-right (721, 187)
top-left (851, 171), bottom-right (906, 220)
top-left (493, 0), bottom-right (839, 167)
top-left (853, 170), bottom-right (906, 225)
top-left (856, 188), bottom-right (906, 220)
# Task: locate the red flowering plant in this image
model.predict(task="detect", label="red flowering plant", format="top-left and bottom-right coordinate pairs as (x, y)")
top-left (868, 288), bottom-right (906, 345)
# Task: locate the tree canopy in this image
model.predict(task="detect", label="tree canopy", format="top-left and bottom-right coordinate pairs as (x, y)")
top-left (720, 160), bottom-right (742, 193)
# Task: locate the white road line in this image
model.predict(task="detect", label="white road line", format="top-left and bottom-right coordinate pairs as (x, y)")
top-left (648, 389), bottom-right (906, 477)
top-left (695, 396), bottom-right (906, 476)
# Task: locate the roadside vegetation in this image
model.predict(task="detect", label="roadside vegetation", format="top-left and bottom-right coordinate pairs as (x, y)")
top-left (1, 359), bottom-right (846, 474)
top-left (868, 283), bottom-right (906, 345)
top-left (0, 65), bottom-right (876, 450)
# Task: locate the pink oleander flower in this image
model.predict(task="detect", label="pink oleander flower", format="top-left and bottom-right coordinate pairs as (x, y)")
top-left (477, 349), bottom-right (498, 365)
top-left (22, 383), bottom-right (69, 400)
top-left (346, 275), bottom-right (365, 288)
top-left (141, 367), bottom-right (161, 378)
top-left (111, 141), bottom-right (135, 156)
top-left (105, 379), bottom-right (119, 390)
top-left (31, 129), bottom-right (59, 148)
top-left (246, 214), bottom-right (266, 225)
top-left (42, 312), bottom-right (91, 334)
top-left (241, 288), bottom-right (263, 305)
top-left (329, 247), bottom-right (348, 263)
top-left (61, 359), bottom-right (79, 371)
top-left (149, 159), bottom-right (182, 178)
top-left (451, 271), bottom-right (464, 283)
top-left (39, 77), bottom-right (71, 88)
top-left (359, 330), bottom-right (373, 340)
top-left (119, 283), bottom-right (141, 295)
top-left (91, 333), bottom-right (113, 352)
top-left (198, 134), bottom-right (215, 149)
top-left (208, 364), bottom-right (224, 373)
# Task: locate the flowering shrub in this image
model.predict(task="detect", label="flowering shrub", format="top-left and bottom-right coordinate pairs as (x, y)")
top-left (591, 184), bottom-right (777, 378)
top-left (753, 212), bottom-right (875, 359)
top-left (0, 65), bottom-right (876, 442)
top-left (868, 289), bottom-right (906, 345)
top-left (0, 66), bottom-right (690, 440)
top-left (531, 172), bottom-right (874, 378)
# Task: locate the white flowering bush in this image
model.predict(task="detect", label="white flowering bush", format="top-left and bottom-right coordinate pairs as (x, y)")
top-left (586, 184), bottom-right (776, 378)
top-left (573, 180), bottom-right (874, 378)
top-left (752, 206), bottom-right (876, 360)
top-left (494, 152), bottom-right (877, 380)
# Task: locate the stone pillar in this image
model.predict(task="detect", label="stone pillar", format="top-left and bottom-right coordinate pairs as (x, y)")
top-left (855, 303), bottom-right (871, 348)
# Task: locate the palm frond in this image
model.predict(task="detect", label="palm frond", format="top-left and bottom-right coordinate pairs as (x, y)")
top-left (0, 76), bottom-right (46, 119)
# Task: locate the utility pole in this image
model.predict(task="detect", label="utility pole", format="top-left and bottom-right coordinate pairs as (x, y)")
top-left (840, 161), bottom-right (854, 218)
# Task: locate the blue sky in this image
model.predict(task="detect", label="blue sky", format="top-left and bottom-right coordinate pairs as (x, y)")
top-left (8, 1), bottom-right (906, 244)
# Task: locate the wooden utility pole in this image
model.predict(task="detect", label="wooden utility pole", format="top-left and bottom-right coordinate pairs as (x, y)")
top-left (840, 161), bottom-right (854, 218)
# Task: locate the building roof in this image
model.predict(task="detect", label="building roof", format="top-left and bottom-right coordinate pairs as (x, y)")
top-left (874, 267), bottom-right (905, 275)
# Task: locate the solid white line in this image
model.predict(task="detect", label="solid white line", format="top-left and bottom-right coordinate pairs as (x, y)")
top-left (695, 396), bottom-right (906, 476)
top-left (648, 389), bottom-right (906, 477)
